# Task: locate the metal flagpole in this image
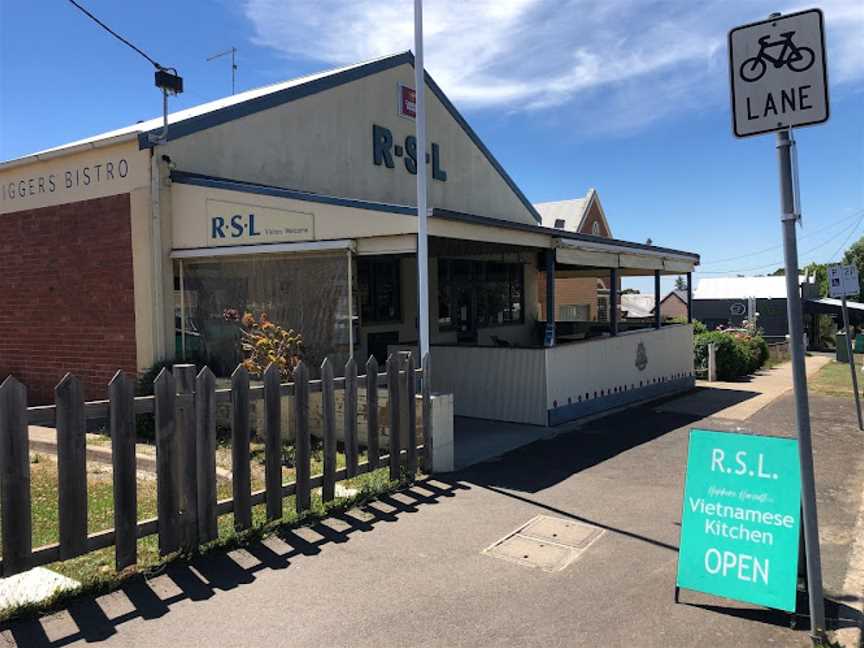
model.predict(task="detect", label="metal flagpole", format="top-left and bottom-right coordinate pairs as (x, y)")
top-left (840, 295), bottom-right (863, 429)
top-left (776, 126), bottom-right (826, 636)
top-left (414, 0), bottom-right (430, 358)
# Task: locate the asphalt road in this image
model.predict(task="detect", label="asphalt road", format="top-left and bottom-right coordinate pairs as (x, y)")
top-left (3, 388), bottom-right (863, 647)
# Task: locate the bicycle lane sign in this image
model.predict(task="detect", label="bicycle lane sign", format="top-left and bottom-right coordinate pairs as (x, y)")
top-left (729, 9), bottom-right (828, 138)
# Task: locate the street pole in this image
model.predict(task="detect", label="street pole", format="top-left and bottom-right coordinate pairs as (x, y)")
top-left (840, 295), bottom-right (863, 430)
top-left (776, 127), bottom-right (826, 636)
top-left (414, 0), bottom-right (430, 359)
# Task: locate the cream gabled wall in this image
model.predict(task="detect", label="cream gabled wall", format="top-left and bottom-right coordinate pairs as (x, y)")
top-left (159, 63), bottom-right (537, 226)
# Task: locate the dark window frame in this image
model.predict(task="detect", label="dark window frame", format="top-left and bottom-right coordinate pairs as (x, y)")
top-left (437, 258), bottom-right (524, 331)
top-left (358, 256), bottom-right (402, 324)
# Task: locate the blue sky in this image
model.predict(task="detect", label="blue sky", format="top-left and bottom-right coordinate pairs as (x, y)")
top-left (1, 0), bottom-right (862, 293)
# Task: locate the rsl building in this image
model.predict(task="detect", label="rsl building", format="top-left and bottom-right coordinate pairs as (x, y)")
top-left (0, 52), bottom-right (699, 426)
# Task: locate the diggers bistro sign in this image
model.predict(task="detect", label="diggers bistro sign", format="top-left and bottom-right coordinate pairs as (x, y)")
top-left (0, 146), bottom-right (147, 214)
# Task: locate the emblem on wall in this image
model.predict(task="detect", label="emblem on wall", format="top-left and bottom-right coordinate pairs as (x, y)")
top-left (635, 342), bottom-right (648, 371)
top-left (730, 302), bottom-right (747, 316)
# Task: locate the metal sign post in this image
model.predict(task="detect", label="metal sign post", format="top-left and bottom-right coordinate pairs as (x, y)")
top-left (829, 264), bottom-right (863, 430)
top-left (414, 0), bottom-right (430, 359)
top-left (728, 9), bottom-right (830, 637)
top-left (776, 127), bottom-right (826, 636)
top-left (840, 295), bottom-right (863, 430)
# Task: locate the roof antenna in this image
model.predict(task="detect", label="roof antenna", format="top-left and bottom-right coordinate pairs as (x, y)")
top-left (207, 47), bottom-right (238, 95)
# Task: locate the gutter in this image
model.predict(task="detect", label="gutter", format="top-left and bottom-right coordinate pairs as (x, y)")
top-left (0, 132), bottom-right (141, 172)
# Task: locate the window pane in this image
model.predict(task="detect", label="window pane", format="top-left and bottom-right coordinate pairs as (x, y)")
top-left (437, 259), bottom-right (452, 328)
top-left (182, 253), bottom-right (349, 379)
top-left (509, 264), bottom-right (523, 322)
top-left (358, 258), bottom-right (401, 323)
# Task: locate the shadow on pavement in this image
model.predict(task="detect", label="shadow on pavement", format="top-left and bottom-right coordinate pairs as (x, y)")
top-left (450, 396), bottom-right (726, 494)
top-left (679, 590), bottom-right (863, 634)
top-left (0, 478), bottom-right (469, 648)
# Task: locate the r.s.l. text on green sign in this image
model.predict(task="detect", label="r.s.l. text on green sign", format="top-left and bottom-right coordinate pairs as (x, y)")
top-left (677, 429), bottom-right (801, 612)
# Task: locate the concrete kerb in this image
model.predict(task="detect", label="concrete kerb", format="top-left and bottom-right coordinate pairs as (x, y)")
top-left (27, 426), bottom-right (232, 481)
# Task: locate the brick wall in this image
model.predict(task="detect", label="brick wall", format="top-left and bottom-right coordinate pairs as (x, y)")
top-left (0, 193), bottom-right (137, 404)
top-left (538, 276), bottom-right (604, 320)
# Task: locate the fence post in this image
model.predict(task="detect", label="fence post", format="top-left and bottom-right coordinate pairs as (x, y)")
top-left (56, 374), bottom-right (87, 560)
top-left (321, 358), bottom-right (336, 502)
top-left (422, 352), bottom-right (433, 473)
top-left (195, 367), bottom-right (218, 543)
top-left (344, 356), bottom-right (358, 478)
top-left (366, 356), bottom-right (379, 470)
top-left (263, 363), bottom-right (283, 521)
top-left (0, 377), bottom-right (31, 576)
top-left (231, 365), bottom-right (252, 531)
top-left (174, 364), bottom-right (198, 551)
top-left (293, 362), bottom-right (311, 514)
top-left (708, 342), bottom-right (717, 382)
top-left (110, 370), bottom-right (137, 569)
top-left (387, 354), bottom-right (401, 481)
top-left (154, 369), bottom-right (180, 555)
top-left (406, 353), bottom-right (417, 476)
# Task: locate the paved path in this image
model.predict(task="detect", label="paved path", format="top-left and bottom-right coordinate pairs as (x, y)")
top-left (656, 354), bottom-right (831, 421)
top-left (3, 362), bottom-right (863, 648)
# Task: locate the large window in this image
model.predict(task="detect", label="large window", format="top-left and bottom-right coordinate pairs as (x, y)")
top-left (358, 257), bottom-right (401, 323)
top-left (178, 253), bottom-right (350, 378)
top-left (438, 259), bottom-right (523, 330)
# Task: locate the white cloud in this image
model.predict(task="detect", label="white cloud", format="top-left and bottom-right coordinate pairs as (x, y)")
top-left (243, 0), bottom-right (863, 131)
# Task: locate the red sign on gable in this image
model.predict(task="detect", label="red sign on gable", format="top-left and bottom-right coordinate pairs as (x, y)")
top-left (398, 84), bottom-right (416, 119)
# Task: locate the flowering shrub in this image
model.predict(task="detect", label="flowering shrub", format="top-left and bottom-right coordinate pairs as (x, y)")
top-left (224, 308), bottom-right (304, 379)
top-left (694, 330), bottom-right (769, 379)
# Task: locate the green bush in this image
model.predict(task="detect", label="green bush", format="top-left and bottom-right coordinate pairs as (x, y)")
top-left (692, 320), bottom-right (708, 335)
top-left (695, 332), bottom-right (769, 380)
top-left (694, 332), bottom-right (747, 380)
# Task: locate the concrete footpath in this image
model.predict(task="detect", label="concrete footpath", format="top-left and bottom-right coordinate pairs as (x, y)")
top-left (3, 361), bottom-right (863, 648)
top-left (657, 353), bottom-right (831, 421)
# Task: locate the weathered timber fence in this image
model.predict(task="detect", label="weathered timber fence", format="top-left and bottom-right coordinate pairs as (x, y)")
top-left (0, 352), bottom-right (432, 577)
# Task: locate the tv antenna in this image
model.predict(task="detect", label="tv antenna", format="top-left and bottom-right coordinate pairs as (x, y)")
top-left (207, 47), bottom-right (238, 94)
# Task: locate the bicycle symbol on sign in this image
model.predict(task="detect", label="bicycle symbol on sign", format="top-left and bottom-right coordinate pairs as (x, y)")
top-left (739, 30), bottom-right (815, 82)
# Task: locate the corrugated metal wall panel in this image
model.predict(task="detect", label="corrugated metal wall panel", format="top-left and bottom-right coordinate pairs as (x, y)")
top-left (431, 346), bottom-right (547, 425)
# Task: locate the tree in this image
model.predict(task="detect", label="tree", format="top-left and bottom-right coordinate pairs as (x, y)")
top-left (770, 268), bottom-right (785, 276)
top-left (620, 288), bottom-right (640, 295)
top-left (674, 276), bottom-right (686, 291)
top-left (842, 236), bottom-right (864, 297)
top-left (803, 262), bottom-right (828, 297)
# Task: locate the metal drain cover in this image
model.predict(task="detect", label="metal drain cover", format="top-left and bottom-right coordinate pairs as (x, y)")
top-left (483, 515), bottom-right (604, 572)
top-left (520, 515), bottom-right (602, 548)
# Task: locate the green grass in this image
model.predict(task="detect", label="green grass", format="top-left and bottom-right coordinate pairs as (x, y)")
top-left (1, 446), bottom-right (411, 622)
top-left (809, 357), bottom-right (864, 397)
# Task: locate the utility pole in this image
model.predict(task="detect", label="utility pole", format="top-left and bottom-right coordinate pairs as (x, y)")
top-left (207, 47), bottom-right (238, 94)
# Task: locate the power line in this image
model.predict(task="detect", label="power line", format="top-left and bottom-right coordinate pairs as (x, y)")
top-left (699, 209), bottom-right (864, 266)
top-left (66, 0), bottom-right (163, 69)
top-left (698, 212), bottom-right (864, 274)
top-left (829, 216), bottom-right (864, 263)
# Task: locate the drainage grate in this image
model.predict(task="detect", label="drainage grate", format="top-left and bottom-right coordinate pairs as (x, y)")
top-left (483, 515), bottom-right (604, 573)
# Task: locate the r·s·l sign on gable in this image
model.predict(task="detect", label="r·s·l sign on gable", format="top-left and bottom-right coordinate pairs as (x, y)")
top-left (372, 124), bottom-right (447, 181)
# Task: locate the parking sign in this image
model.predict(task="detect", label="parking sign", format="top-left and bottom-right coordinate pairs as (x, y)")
top-left (728, 9), bottom-right (829, 137)
top-left (828, 264), bottom-right (860, 299)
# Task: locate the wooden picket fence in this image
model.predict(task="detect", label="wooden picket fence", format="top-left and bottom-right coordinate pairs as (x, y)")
top-left (0, 352), bottom-right (432, 577)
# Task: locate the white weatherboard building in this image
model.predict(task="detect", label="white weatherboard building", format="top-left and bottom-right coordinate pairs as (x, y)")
top-left (0, 52), bottom-right (700, 425)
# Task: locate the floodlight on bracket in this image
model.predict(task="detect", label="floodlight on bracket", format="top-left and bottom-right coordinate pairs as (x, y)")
top-left (149, 66), bottom-right (184, 145)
